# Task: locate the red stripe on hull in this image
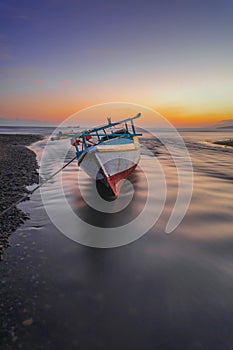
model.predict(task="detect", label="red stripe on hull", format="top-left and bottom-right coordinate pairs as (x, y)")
top-left (99, 164), bottom-right (137, 196)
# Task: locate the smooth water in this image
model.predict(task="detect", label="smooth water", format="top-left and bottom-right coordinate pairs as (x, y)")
top-left (1, 130), bottom-right (233, 350)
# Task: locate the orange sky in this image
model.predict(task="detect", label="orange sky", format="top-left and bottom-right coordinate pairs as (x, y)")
top-left (1, 74), bottom-right (232, 127)
top-left (1, 92), bottom-right (232, 128)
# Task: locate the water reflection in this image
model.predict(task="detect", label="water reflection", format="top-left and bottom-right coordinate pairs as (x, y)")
top-left (1, 131), bottom-right (233, 349)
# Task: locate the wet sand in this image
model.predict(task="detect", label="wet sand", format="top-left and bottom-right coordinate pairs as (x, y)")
top-left (213, 139), bottom-right (233, 147)
top-left (0, 134), bottom-right (43, 260)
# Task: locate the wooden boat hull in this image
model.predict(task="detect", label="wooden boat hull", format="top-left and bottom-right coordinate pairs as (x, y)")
top-left (98, 163), bottom-right (137, 196)
top-left (78, 139), bottom-right (141, 196)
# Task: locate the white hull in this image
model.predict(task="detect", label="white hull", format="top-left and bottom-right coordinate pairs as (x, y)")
top-left (79, 145), bottom-right (141, 180)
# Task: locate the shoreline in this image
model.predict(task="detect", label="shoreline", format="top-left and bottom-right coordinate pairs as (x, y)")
top-left (0, 134), bottom-right (43, 261)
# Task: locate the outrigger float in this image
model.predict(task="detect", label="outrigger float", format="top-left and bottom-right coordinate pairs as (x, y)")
top-left (53, 113), bottom-right (142, 196)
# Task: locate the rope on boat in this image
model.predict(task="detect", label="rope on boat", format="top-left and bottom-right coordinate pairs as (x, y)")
top-left (0, 155), bottom-right (77, 218)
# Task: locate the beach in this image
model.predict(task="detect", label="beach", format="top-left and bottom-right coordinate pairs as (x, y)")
top-left (0, 130), bottom-right (233, 349)
top-left (0, 134), bottom-right (43, 261)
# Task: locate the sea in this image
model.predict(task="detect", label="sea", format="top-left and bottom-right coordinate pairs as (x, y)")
top-left (0, 126), bottom-right (233, 350)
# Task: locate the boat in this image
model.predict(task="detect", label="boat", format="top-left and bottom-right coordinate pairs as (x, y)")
top-left (55, 113), bottom-right (142, 196)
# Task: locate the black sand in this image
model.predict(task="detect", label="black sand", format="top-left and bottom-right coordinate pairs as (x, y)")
top-left (0, 134), bottom-right (43, 261)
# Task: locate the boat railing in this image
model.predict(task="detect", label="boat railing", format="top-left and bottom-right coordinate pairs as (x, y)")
top-left (51, 113), bottom-right (142, 157)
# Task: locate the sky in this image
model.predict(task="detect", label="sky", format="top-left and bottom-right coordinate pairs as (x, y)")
top-left (0, 0), bottom-right (233, 127)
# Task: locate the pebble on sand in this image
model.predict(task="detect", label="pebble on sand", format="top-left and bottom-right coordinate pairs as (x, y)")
top-left (0, 134), bottom-right (43, 261)
top-left (22, 318), bottom-right (33, 326)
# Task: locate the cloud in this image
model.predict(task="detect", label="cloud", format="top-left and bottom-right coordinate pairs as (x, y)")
top-left (219, 119), bottom-right (233, 123)
top-left (15, 14), bottom-right (30, 21)
top-left (33, 79), bottom-right (43, 85)
top-left (214, 119), bottom-right (233, 129)
top-left (0, 3), bottom-right (31, 21)
top-left (0, 33), bottom-right (13, 61)
top-left (0, 34), bottom-right (7, 40)
top-left (62, 79), bottom-right (72, 86)
top-left (0, 50), bottom-right (13, 61)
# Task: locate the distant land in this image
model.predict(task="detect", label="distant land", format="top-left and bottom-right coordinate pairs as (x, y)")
top-left (217, 126), bottom-right (233, 129)
top-left (214, 119), bottom-right (233, 129)
top-left (1, 116), bottom-right (233, 130)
